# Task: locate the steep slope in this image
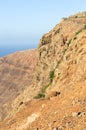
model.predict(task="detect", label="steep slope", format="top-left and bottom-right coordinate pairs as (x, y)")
top-left (0, 12), bottom-right (86, 130)
top-left (35, 12), bottom-right (86, 89)
top-left (0, 49), bottom-right (37, 121)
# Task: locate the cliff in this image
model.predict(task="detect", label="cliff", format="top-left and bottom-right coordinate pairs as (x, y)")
top-left (0, 12), bottom-right (86, 130)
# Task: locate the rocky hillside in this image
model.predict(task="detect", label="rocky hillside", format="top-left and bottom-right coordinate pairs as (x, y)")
top-left (0, 49), bottom-right (37, 121)
top-left (0, 12), bottom-right (86, 130)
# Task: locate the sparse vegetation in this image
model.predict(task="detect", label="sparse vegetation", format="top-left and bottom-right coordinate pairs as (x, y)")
top-left (83, 24), bottom-right (86, 29)
top-left (35, 23), bottom-right (86, 100)
top-left (56, 60), bottom-right (62, 68)
top-left (67, 39), bottom-right (72, 46)
top-left (76, 29), bottom-right (83, 35)
top-left (41, 83), bottom-right (50, 93)
top-left (75, 25), bottom-right (86, 36)
top-left (49, 70), bottom-right (55, 82)
top-left (34, 93), bottom-right (45, 99)
top-left (34, 70), bottom-right (55, 99)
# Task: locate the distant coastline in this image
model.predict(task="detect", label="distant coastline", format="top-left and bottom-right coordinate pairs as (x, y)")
top-left (0, 44), bottom-right (37, 57)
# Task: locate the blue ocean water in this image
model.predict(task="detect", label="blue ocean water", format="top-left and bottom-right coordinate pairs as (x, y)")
top-left (0, 44), bottom-right (38, 57)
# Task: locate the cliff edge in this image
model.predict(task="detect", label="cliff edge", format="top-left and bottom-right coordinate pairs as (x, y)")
top-left (0, 12), bottom-right (86, 130)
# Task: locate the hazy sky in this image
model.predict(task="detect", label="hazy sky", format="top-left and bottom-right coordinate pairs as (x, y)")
top-left (0, 0), bottom-right (86, 56)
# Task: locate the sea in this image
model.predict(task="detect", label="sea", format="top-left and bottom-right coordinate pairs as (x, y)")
top-left (0, 44), bottom-right (38, 57)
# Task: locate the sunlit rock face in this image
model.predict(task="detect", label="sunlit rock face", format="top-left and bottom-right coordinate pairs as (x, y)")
top-left (0, 12), bottom-right (86, 130)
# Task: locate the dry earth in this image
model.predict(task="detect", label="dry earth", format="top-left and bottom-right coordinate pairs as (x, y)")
top-left (0, 49), bottom-right (37, 121)
top-left (0, 12), bottom-right (86, 130)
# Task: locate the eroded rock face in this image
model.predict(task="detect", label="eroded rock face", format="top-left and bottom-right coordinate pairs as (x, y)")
top-left (0, 12), bottom-right (86, 130)
top-left (35, 11), bottom-right (86, 91)
top-left (0, 49), bottom-right (37, 121)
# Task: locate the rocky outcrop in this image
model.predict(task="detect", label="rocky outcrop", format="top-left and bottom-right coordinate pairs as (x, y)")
top-left (0, 12), bottom-right (86, 130)
top-left (35, 12), bottom-right (86, 92)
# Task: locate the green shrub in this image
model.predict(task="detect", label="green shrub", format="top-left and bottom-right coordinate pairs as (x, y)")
top-left (67, 39), bottom-right (72, 46)
top-left (50, 70), bottom-right (54, 82)
top-left (41, 83), bottom-right (50, 93)
top-left (56, 60), bottom-right (61, 68)
top-left (75, 25), bottom-right (86, 36)
top-left (34, 93), bottom-right (45, 99)
top-left (76, 29), bottom-right (82, 35)
top-left (83, 24), bottom-right (86, 29)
